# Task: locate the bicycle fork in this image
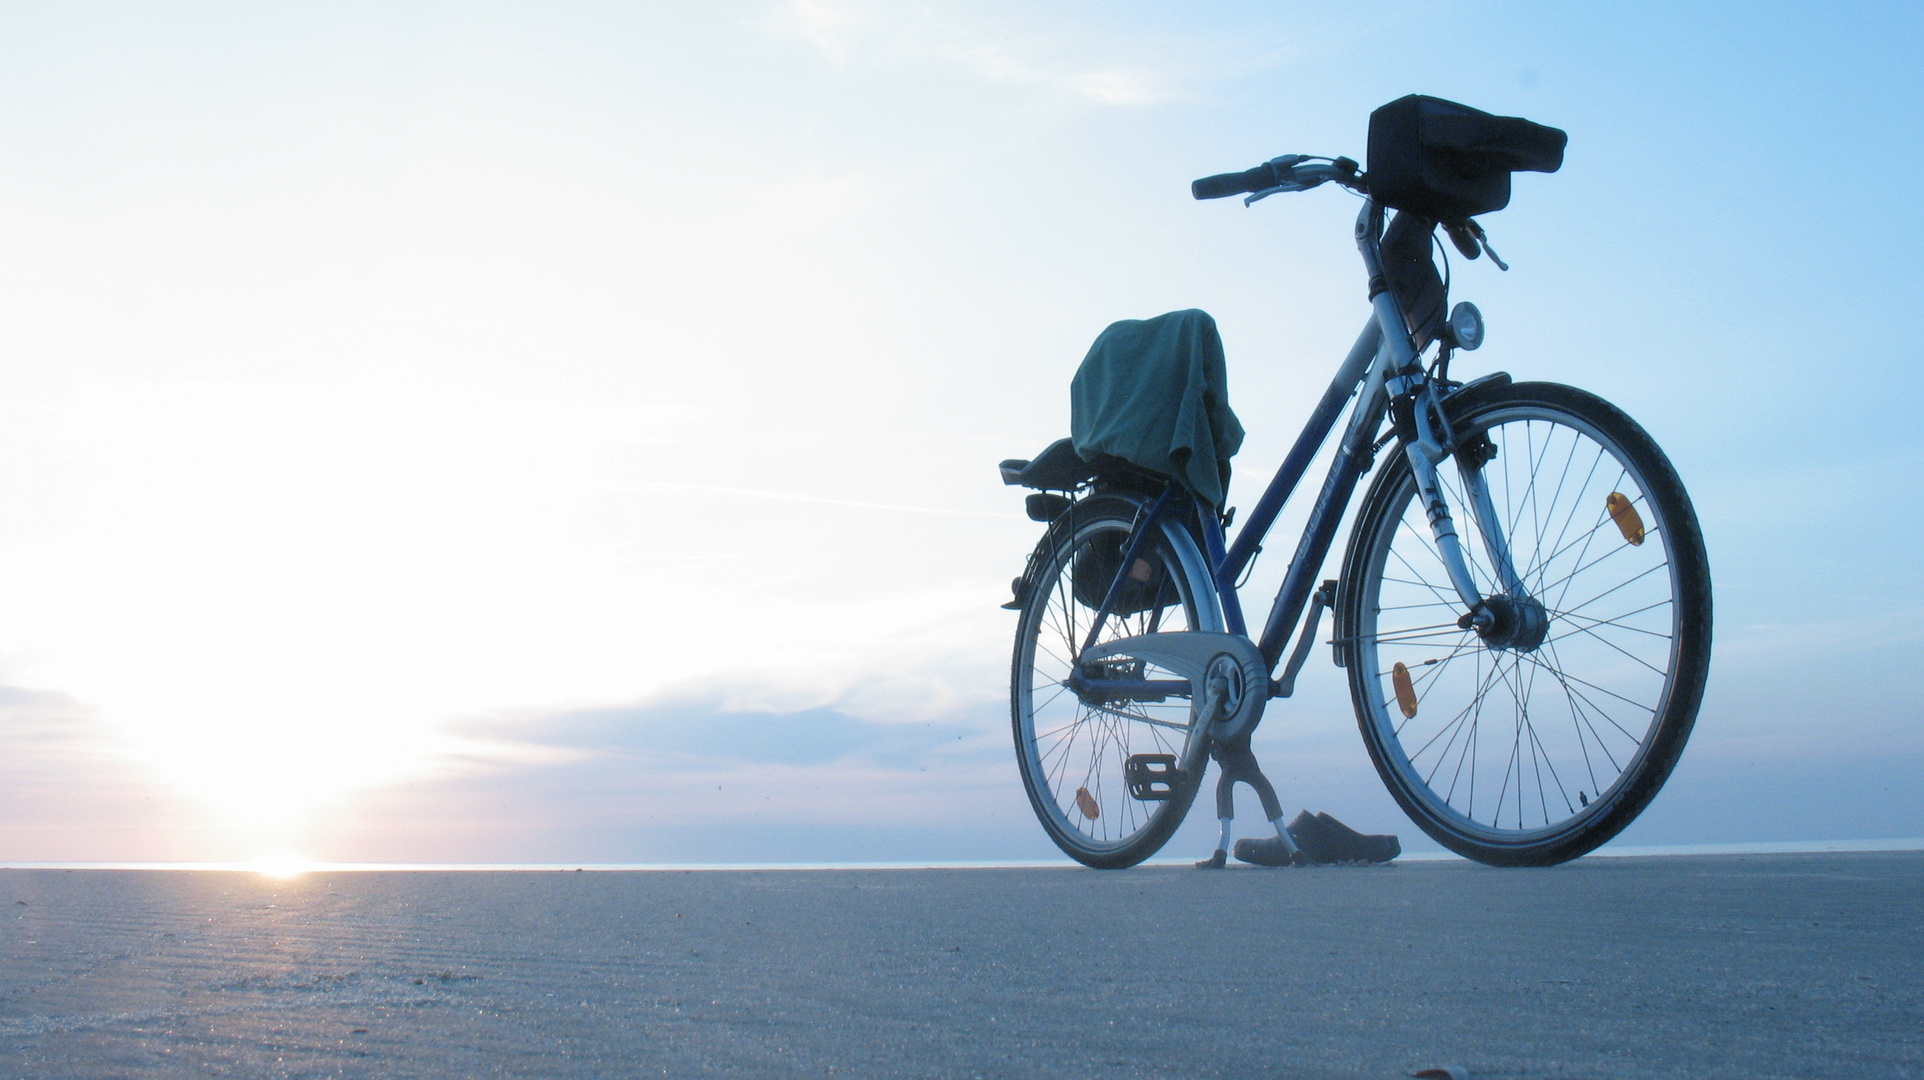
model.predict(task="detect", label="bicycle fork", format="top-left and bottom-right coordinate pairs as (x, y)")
top-left (1399, 378), bottom-right (1535, 635)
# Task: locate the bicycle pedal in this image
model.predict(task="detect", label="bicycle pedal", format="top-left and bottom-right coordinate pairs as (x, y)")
top-left (1124, 754), bottom-right (1181, 801)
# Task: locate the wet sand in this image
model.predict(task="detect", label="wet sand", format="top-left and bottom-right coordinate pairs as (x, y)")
top-left (3, 852), bottom-right (1920, 1079)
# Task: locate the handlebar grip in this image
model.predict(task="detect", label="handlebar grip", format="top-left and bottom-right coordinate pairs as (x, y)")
top-left (1191, 166), bottom-right (1269, 200)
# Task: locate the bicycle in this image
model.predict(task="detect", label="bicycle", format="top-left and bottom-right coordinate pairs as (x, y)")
top-left (999, 96), bottom-right (1711, 869)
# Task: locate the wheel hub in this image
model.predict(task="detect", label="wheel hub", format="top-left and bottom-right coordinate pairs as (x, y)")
top-left (1465, 593), bottom-right (1549, 653)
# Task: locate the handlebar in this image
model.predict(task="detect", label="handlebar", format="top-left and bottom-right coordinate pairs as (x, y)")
top-left (1191, 155), bottom-right (1362, 203)
top-left (1192, 158), bottom-right (1299, 200)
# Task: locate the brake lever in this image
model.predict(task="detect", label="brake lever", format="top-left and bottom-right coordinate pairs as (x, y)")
top-left (1444, 221), bottom-right (1482, 260)
top-left (1478, 234), bottom-right (1509, 271)
top-left (1243, 172), bottom-right (1327, 206)
top-left (1232, 155), bottom-right (1313, 206)
top-left (1457, 218), bottom-right (1508, 271)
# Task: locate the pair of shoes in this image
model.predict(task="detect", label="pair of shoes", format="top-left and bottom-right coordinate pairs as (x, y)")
top-left (1230, 835), bottom-right (1307, 868)
top-left (1286, 811), bottom-right (1401, 864)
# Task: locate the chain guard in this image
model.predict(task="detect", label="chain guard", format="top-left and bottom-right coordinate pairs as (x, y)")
top-left (1082, 631), bottom-right (1269, 745)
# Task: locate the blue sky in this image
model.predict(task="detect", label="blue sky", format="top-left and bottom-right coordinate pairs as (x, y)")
top-left (0, 2), bottom-right (1918, 863)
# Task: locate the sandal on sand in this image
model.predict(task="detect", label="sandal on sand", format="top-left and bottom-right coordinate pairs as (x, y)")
top-left (1231, 835), bottom-right (1307, 867)
top-left (1288, 810), bottom-right (1401, 865)
top-left (1230, 811), bottom-right (1401, 867)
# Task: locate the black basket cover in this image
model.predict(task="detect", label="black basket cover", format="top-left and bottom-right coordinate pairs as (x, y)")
top-left (1367, 95), bottom-right (1566, 222)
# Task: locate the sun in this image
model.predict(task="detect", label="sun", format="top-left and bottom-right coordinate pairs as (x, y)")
top-left (251, 852), bottom-right (316, 880)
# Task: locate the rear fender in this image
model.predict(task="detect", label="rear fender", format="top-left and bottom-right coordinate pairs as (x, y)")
top-left (1012, 491), bottom-right (1224, 634)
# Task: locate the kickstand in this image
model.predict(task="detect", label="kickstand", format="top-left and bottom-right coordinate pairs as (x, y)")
top-left (1195, 740), bottom-right (1297, 868)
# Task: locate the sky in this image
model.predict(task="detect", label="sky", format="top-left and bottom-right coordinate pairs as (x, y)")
top-left (0, 1), bottom-right (1919, 865)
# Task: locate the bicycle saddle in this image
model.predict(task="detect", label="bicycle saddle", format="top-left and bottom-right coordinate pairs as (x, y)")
top-left (999, 438), bottom-right (1096, 491)
top-left (1000, 438), bottom-right (1172, 494)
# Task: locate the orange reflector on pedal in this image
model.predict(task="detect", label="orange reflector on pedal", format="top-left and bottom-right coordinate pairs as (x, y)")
top-left (1606, 492), bottom-right (1645, 546)
top-left (1392, 662), bottom-right (1418, 719)
top-left (1074, 787), bottom-right (1100, 820)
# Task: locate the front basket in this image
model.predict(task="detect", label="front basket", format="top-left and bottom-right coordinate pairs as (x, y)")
top-left (1366, 94), bottom-right (1567, 223)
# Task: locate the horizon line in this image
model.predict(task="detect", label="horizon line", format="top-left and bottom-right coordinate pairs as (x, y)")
top-left (3, 837), bottom-right (1922, 873)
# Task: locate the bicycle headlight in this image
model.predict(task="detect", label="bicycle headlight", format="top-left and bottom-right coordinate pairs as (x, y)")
top-left (1448, 302), bottom-right (1485, 351)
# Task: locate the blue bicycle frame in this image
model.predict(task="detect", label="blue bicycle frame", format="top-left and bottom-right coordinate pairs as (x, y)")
top-left (1070, 189), bottom-right (1507, 706)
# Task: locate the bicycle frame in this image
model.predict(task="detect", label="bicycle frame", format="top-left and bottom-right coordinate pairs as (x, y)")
top-left (1071, 196), bottom-right (1518, 707)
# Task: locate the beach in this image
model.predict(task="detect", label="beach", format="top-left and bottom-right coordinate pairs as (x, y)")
top-left (4, 851), bottom-right (1920, 1079)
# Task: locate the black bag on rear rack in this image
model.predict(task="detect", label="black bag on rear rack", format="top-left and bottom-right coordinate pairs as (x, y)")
top-left (1366, 95), bottom-right (1567, 223)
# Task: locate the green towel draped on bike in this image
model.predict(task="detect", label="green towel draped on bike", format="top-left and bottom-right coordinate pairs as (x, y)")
top-left (1070, 309), bottom-right (1244, 510)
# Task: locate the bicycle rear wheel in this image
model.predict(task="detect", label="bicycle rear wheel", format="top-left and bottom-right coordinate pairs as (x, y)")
top-left (1338, 381), bottom-right (1711, 866)
top-left (1012, 493), bottom-right (1219, 868)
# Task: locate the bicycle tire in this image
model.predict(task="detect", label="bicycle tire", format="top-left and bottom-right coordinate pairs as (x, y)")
top-left (1012, 493), bottom-right (1220, 868)
top-left (1337, 380), bottom-right (1711, 866)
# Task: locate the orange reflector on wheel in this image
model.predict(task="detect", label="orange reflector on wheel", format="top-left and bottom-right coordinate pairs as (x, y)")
top-left (1606, 492), bottom-right (1645, 546)
top-left (1392, 662), bottom-right (1418, 719)
top-left (1074, 787), bottom-right (1100, 820)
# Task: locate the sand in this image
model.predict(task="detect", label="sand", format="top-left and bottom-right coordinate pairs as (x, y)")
top-left (3, 851), bottom-right (1921, 1078)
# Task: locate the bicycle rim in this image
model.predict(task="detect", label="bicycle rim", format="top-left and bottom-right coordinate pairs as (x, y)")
top-left (1343, 382), bottom-right (1710, 864)
top-left (1012, 496), bottom-right (1217, 868)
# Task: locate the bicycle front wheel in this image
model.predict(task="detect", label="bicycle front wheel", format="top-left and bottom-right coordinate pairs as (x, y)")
top-left (1012, 493), bottom-right (1220, 869)
top-left (1339, 381), bottom-right (1711, 866)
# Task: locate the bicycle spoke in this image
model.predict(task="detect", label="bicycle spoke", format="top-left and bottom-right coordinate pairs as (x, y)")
top-left (1528, 697), bottom-right (1574, 818)
top-left (1521, 647), bottom-right (1648, 748)
top-left (1357, 620), bottom-right (1470, 644)
top-left (1489, 654), bottom-right (1527, 827)
top-left (1548, 598), bottom-right (1674, 641)
top-left (1081, 701), bottom-right (1190, 731)
top-left (1549, 617), bottom-right (1671, 678)
top-left (1525, 423), bottom-right (1588, 591)
top-left (1412, 657), bottom-right (1503, 770)
top-left (1384, 635), bottom-right (1480, 691)
top-left (1517, 652), bottom-right (1570, 823)
top-left (1388, 524), bottom-right (1470, 611)
top-left (1550, 560), bottom-right (1671, 625)
top-left (1029, 682), bottom-right (1074, 717)
top-left (1530, 528), bottom-right (1644, 606)
top-left (1517, 650), bottom-right (1655, 720)
top-left (1444, 653), bottom-right (1490, 811)
top-left (1546, 651), bottom-right (1605, 793)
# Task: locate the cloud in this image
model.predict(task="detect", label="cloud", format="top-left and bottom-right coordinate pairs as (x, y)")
top-left (464, 689), bottom-right (994, 770)
top-left (0, 686), bottom-right (207, 862)
top-left (303, 682), bottom-right (1047, 864)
